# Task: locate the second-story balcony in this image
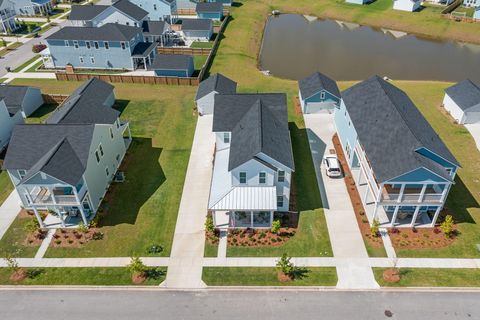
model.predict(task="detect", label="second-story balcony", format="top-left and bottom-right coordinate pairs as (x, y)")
top-left (380, 185), bottom-right (444, 203)
top-left (28, 184), bottom-right (86, 206)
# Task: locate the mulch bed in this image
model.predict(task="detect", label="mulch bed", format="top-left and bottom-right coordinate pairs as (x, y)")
top-left (226, 228), bottom-right (296, 247)
top-left (50, 228), bottom-right (103, 248)
top-left (332, 134), bottom-right (385, 249)
top-left (387, 225), bottom-right (456, 250)
top-left (383, 268), bottom-right (401, 283)
top-left (9, 269), bottom-right (27, 283)
top-left (294, 96), bottom-right (302, 115)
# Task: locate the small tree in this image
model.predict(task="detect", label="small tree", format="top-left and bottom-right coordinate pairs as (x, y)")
top-left (78, 222), bottom-right (89, 234)
top-left (127, 257), bottom-right (147, 276)
top-left (205, 214), bottom-right (214, 233)
top-left (370, 219), bottom-right (380, 237)
top-left (440, 215), bottom-right (454, 238)
top-left (271, 220), bottom-right (281, 234)
top-left (4, 254), bottom-right (20, 274)
top-left (24, 218), bottom-right (40, 234)
top-left (276, 253), bottom-right (294, 276)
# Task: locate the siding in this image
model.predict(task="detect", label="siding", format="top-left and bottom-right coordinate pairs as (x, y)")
top-left (182, 30), bottom-right (212, 41)
top-left (93, 7), bottom-right (143, 27)
top-left (334, 99), bottom-right (358, 165)
top-left (21, 87), bottom-right (44, 117)
top-left (197, 12), bottom-right (222, 21)
top-left (0, 102), bottom-right (23, 151)
top-left (196, 91), bottom-right (216, 115)
top-left (128, 0), bottom-right (175, 21)
top-left (303, 90), bottom-right (340, 113)
top-left (387, 167), bottom-right (449, 183)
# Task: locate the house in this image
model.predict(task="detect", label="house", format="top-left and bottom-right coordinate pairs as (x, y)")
top-left (195, 73), bottom-right (237, 115)
top-left (126, 0), bottom-right (177, 23)
top-left (475, 6), bottom-right (480, 20)
top-left (13, 0), bottom-right (54, 16)
top-left (196, 2), bottom-right (223, 21)
top-left (443, 79), bottom-right (480, 124)
top-left (2, 78), bottom-right (132, 229)
top-left (393, 0), bottom-right (421, 11)
top-left (176, 0), bottom-right (198, 10)
top-left (68, 0), bottom-right (148, 28)
top-left (335, 76), bottom-right (459, 228)
top-left (151, 54), bottom-right (194, 77)
top-left (345, 0), bottom-right (369, 5)
top-left (0, 0), bottom-right (18, 34)
top-left (181, 19), bottom-right (213, 41)
top-left (463, 0), bottom-right (479, 7)
top-left (208, 93), bottom-right (295, 229)
top-left (0, 84), bottom-right (43, 118)
top-left (207, 0), bottom-right (232, 6)
top-left (298, 72), bottom-right (341, 114)
top-left (142, 20), bottom-right (171, 46)
top-left (0, 99), bottom-right (24, 153)
top-left (44, 23), bottom-right (157, 71)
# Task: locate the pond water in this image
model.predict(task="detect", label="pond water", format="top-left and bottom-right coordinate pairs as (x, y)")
top-left (259, 14), bottom-right (480, 82)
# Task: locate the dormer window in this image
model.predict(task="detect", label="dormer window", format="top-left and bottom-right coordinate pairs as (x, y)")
top-left (73, 40), bottom-right (79, 49)
top-left (259, 172), bottom-right (266, 184)
top-left (18, 170), bottom-right (26, 179)
top-left (239, 172), bottom-right (246, 184)
top-left (278, 170), bottom-right (285, 182)
top-left (121, 42), bottom-right (126, 50)
top-left (94, 41), bottom-right (99, 49)
top-left (223, 132), bottom-right (230, 144)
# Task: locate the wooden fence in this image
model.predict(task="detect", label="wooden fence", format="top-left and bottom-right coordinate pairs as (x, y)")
top-left (157, 47), bottom-right (211, 55)
top-left (42, 93), bottom-right (69, 105)
top-left (55, 73), bottom-right (200, 86)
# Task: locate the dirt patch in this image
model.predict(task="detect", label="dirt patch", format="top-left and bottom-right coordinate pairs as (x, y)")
top-left (226, 228), bottom-right (296, 247)
top-left (9, 269), bottom-right (27, 282)
top-left (383, 268), bottom-right (401, 283)
top-left (131, 272), bottom-right (147, 284)
top-left (50, 228), bottom-right (102, 248)
top-left (277, 271), bottom-right (293, 282)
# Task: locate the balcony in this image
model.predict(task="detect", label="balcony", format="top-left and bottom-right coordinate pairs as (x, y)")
top-left (29, 186), bottom-right (81, 206)
top-left (380, 185), bottom-right (444, 204)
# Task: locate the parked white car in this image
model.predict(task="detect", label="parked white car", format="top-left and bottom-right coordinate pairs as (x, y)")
top-left (324, 155), bottom-right (342, 178)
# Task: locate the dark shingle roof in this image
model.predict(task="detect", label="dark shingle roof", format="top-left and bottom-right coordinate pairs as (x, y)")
top-left (46, 23), bottom-right (141, 41)
top-left (342, 76), bottom-right (459, 183)
top-left (445, 79), bottom-right (480, 111)
top-left (151, 54), bottom-right (193, 70)
top-left (142, 20), bottom-right (168, 35)
top-left (131, 41), bottom-right (156, 57)
top-left (299, 72), bottom-right (340, 100)
top-left (196, 2), bottom-right (223, 12)
top-left (213, 93), bottom-right (294, 171)
top-left (182, 18), bottom-right (213, 31)
top-left (46, 78), bottom-right (118, 125)
top-left (113, 0), bottom-right (148, 20)
top-left (195, 73), bottom-right (237, 100)
top-left (0, 85), bottom-right (32, 115)
top-left (69, 5), bottom-right (108, 21)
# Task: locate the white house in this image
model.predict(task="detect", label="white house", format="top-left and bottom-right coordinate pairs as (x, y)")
top-left (195, 73), bottom-right (237, 115)
top-left (393, 0), bottom-right (422, 11)
top-left (0, 99), bottom-right (23, 153)
top-left (2, 78), bottom-right (132, 229)
top-left (208, 92), bottom-right (295, 229)
top-left (443, 79), bottom-right (480, 124)
top-left (0, 0), bottom-right (18, 34)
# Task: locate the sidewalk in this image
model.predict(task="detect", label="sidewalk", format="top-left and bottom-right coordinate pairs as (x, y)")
top-left (163, 115), bottom-right (215, 288)
top-left (0, 191), bottom-right (21, 241)
top-left (304, 113), bottom-right (379, 289)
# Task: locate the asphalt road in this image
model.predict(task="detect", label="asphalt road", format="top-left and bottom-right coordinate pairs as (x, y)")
top-left (0, 289), bottom-right (478, 319)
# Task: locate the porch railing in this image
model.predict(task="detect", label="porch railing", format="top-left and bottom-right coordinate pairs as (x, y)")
top-left (381, 193), bottom-right (443, 203)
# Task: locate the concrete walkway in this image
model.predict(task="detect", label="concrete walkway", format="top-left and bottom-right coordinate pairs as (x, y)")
top-left (0, 191), bottom-right (21, 241)
top-left (163, 115), bottom-right (215, 288)
top-left (34, 229), bottom-right (56, 260)
top-left (303, 113), bottom-right (379, 289)
top-left (217, 230), bottom-right (227, 258)
top-left (379, 228), bottom-right (396, 258)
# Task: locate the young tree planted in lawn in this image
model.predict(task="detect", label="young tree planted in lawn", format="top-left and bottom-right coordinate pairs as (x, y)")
top-left (127, 257), bottom-right (147, 284)
top-left (276, 253), bottom-right (294, 281)
top-left (4, 251), bottom-right (27, 282)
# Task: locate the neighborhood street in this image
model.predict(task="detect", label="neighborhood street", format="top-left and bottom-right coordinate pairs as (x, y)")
top-left (0, 289), bottom-right (478, 319)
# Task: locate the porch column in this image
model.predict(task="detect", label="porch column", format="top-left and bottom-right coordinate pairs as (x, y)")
top-left (397, 183), bottom-right (406, 202)
top-left (410, 206), bottom-right (421, 227)
top-left (375, 183), bottom-right (383, 203)
top-left (269, 211), bottom-right (274, 226)
top-left (357, 167), bottom-right (363, 185)
top-left (78, 206), bottom-right (88, 225)
top-left (372, 204), bottom-right (379, 222)
top-left (58, 209), bottom-right (66, 228)
top-left (431, 206), bottom-right (442, 227)
top-left (32, 207), bottom-right (45, 228)
top-left (49, 187), bottom-right (57, 205)
top-left (144, 57), bottom-right (147, 70)
top-left (440, 184), bottom-right (450, 203)
top-left (390, 205), bottom-right (400, 227)
top-left (363, 184), bottom-right (370, 204)
top-left (419, 184), bottom-right (427, 202)
top-left (127, 124), bottom-right (132, 140)
top-left (250, 211), bottom-right (253, 228)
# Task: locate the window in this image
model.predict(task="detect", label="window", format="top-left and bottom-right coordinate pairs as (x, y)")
top-left (86, 41), bottom-right (91, 49)
top-left (223, 132), bottom-right (230, 144)
top-left (95, 150), bottom-right (100, 163)
top-left (109, 127), bottom-right (114, 139)
top-left (105, 167), bottom-right (110, 177)
top-left (277, 195), bottom-right (284, 208)
top-left (73, 40), bottom-right (79, 49)
top-left (17, 170), bottom-right (26, 179)
top-left (259, 172), bottom-right (266, 184)
top-left (94, 41), bottom-right (99, 49)
top-left (154, 4), bottom-right (157, 10)
top-left (126, 22), bottom-right (130, 26)
top-left (278, 170), bottom-right (285, 182)
top-left (90, 56), bottom-right (95, 64)
top-left (64, 40), bottom-right (69, 47)
top-left (104, 41), bottom-right (109, 49)
top-left (134, 22), bottom-right (137, 27)
top-left (345, 143), bottom-right (351, 159)
top-left (121, 42), bottom-right (126, 50)
top-left (320, 91), bottom-right (325, 99)
top-left (79, 56), bottom-right (84, 63)
top-left (116, 154), bottom-right (120, 162)
top-left (99, 144), bottom-right (104, 157)
top-left (239, 172), bottom-right (246, 184)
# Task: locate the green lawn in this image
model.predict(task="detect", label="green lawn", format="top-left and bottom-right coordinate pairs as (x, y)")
top-left (190, 41), bottom-right (214, 49)
top-left (0, 171), bottom-right (13, 206)
top-left (203, 267), bottom-right (337, 286)
top-left (0, 42), bottom-right (22, 57)
top-left (194, 55), bottom-right (208, 70)
top-left (0, 267), bottom-right (166, 285)
top-left (204, 241), bottom-right (219, 257)
top-left (11, 80), bottom-right (197, 258)
top-left (13, 55), bottom-right (40, 73)
top-left (374, 268), bottom-right (480, 287)
top-left (0, 214), bottom-right (40, 258)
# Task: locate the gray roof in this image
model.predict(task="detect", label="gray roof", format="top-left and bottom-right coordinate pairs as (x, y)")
top-left (0, 85), bottom-right (33, 116)
top-left (131, 41), bottom-right (156, 57)
top-left (445, 79), bottom-right (480, 111)
top-left (342, 76), bottom-right (459, 183)
top-left (213, 93), bottom-right (294, 171)
top-left (299, 72), bottom-right (340, 100)
top-left (196, 2), bottom-right (223, 12)
top-left (182, 18), bottom-right (212, 31)
top-left (195, 73), bottom-right (237, 100)
top-left (46, 23), bottom-right (141, 41)
top-left (69, 5), bottom-right (108, 21)
top-left (112, 0), bottom-right (148, 20)
top-left (151, 54), bottom-right (193, 70)
top-left (46, 78), bottom-right (118, 125)
top-left (2, 124), bottom-right (95, 186)
top-left (142, 20), bottom-right (168, 35)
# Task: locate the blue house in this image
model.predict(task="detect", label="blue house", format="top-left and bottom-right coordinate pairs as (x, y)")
top-left (298, 72), bottom-right (340, 114)
top-left (335, 76), bottom-right (460, 228)
top-left (151, 54), bottom-right (194, 77)
top-left (13, 0), bottom-right (54, 16)
top-left (207, 0), bottom-right (232, 6)
top-left (44, 23), bottom-right (156, 71)
top-left (126, 0), bottom-right (177, 22)
top-left (181, 19), bottom-right (213, 41)
top-left (196, 2), bottom-right (223, 20)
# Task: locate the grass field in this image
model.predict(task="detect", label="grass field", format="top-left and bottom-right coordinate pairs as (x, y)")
top-left (203, 267), bottom-right (337, 286)
top-left (0, 171), bottom-right (13, 207)
top-left (0, 214), bottom-right (40, 258)
top-left (374, 268), bottom-right (480, 287)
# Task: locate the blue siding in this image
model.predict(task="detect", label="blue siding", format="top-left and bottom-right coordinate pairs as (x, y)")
top-left (304, 90), bottom-right (340, 105)
top-left (415, 147), bottom-right (457, 170)
top-left (128, 0), bottom-right (175, 21)
top-left (197, 12), bottom-right (223, 21)
top-left (387, 168), bottom-right (449, 183)
top-left (183, 30), bottom-right (213, 40)
top-left (208, 0), bottom-right (232, 4)
top-left (334, 100), bottom-right (358, 165)
top-left (475, 8), bottom-right (480, 20)
top-left (154, 68), bottom-right (192, 77)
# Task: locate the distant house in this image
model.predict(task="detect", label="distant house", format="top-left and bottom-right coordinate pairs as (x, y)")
top-left (44, 23), bottom-right (157, 71)
top-left (68, 0), bottom-right (148, 28)
top-left (195, 73), bottom-right (237, 115)
top-left (176, 0), bottom-right (199, 10)
top-left (196, 2), bottom-right (223, 21)
top-left (181, 19), bottom-right (213, 41)
top-left (126, 0), bottom-right (177, 22)
top-left (2, 78), bottom-right (132, 229)
top-left (427, 0), bottom-right (455, 4)
top-left (209, 93), bottom-right (295, 229)
top-left (151, 54), bottom-right (194, 77)
top-left (0, 0), bottom-right (18, 34)
top-left (475, 6), bottom-right (480, 20)
top-left (345, 0), bottom-right (369, 5)
top-left (13, 0), bottom-right (54, 16)
top-left (207, 0), bottom-right (232, 6)
top-left (142, 20), bottom-right (171, 45)
top-left (0, 85), bottom-right (43, 118)
top-left (0, 100), bottom-right (24, 153)
top-left (443, 79), bottom-right (480, 124)
top-left (335, 76), bottom-right (459, 228)
top-left (298, 72), bottom-right (340, 114)
top-left (463, 0), bottom-right (479, 7)
top-left (393, 0), bottom-right (421, 11)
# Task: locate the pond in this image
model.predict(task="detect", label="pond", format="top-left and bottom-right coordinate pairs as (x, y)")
top-left (259, 14), bottom-right (480, 82)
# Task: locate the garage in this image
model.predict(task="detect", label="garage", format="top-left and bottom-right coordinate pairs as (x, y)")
top-left (443, 79), bottom-right (480, 124)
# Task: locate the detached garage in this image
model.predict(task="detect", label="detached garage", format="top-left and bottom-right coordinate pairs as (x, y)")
top-left (298, 72), bottom-right (341, 114)
top-left (151, 54), bottom-right (194, 77)
top-left (443, 79), bottom-right (480, 124)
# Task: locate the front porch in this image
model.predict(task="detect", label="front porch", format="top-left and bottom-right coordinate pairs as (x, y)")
top-left (119, 120), bottom-right (132, 148)
top-left (131, 42), bottom-right (157, 71)
top-left (212, 210), bottom-right (274, 229)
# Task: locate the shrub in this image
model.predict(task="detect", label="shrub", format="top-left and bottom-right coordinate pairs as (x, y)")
top-left (362, 218), bottom-right (368, 224)
top-left (68, 240), bottom-right (74, 244)
top-left (4, 253), bottom-right (20, 273)
top-left (433, 227), bottom-right (441, 234)
top-left (205, 214), bottom-right (215, 233)
top-left (440, 215), bottom-right (454, 238)
top-left (271, 220), bottom-right (281, 234)
top-left (127, 257), bottom-right (147, 275)
top-left (276, 253), bottom-right (294, 276)
top-left (370, 219), bottom-right (380, 237)
top-left (146, 244), bottom-right (163, 254)
top-left (24, 218), bottom-right (40, 234)
top-left (89, 215), bottom-right (101, 228)
top-left (401, 233), bottom-right (408, 239)
top-left (92, 232), bottom-right (104, 240)
top-left (259, 231), bottom-right (266, 239)
top-left (78, 222), bottom-right (89, 234)
top-left (26, 268), bottom-right (43, 279)
top-left (423, 232), bottom-right (430, 238)
top-left (54, 239), bottom-right (61, 245)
